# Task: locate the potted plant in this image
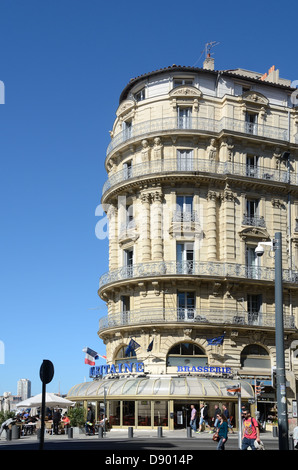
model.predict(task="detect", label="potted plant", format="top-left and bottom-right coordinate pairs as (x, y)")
top-left (67, 407), bottom-right (85, 434)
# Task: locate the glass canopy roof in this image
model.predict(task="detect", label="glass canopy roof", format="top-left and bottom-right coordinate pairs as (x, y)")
top-left (67, 376), bottom-right (254, 399)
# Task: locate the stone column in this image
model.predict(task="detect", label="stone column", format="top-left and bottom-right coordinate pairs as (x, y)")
top-left (151, 190), bottom-right (163, 261)
top-left (221, 183), bottom-right (236, 261)
top-left (140, 191), bottom-right (151, 262)
top-left (207, 190), bottom-right (217, 260)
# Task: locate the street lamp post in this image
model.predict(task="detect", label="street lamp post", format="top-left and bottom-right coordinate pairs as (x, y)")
top-left (273, 232), bottom-right (289, 450)
top-left (256, 232), bottom-right (289, 450)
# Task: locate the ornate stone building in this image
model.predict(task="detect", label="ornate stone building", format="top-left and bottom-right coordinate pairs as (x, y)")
top-left (68, 60), bottom-right (298, 431)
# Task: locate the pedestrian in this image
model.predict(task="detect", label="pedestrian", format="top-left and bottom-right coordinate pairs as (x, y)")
top-left (53, 408), bottom-right (61, 435)
top-left (198, 403), bottom-right (210, 432)
top-left (189, 404), bottom-right (197, 432)
top-left (215, 413), bottom-right (228, 450)
top-left (85, 406), bottom-right (95, 435)
top-left (222, 404), bottom-right (234, 433)
top-left (241, 408), bottom-right (261, 450)
top-left (211, 404), bottom-right (221, 432)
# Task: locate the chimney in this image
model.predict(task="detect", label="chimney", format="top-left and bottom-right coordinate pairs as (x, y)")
top-left (203, 54), bottom-right (214, 71)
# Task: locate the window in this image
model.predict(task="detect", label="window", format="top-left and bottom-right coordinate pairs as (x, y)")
top-left (178, 106), bottom-right (192, 129)
top-left (123, 160), bottom-right (132, 180)
top-left (177, 149), bottom-right (193, 171)
top-left (240, 344), bottom-right (270, 369)
top-left (167, 342), bottom-right (207, 368)
top-left (122, 120), bottom-right (132, 140)
top-left (245, 112), bottom-right (258, 135)
top-left (246, 155), bottom-right (259, 177)
top-left (123, 248), bottom-right (133, 277)
top-left (176, 242), bottom-right (194, 274)
top-left (121, 296), bottom-right (130, 324)
top-left (173, 78), bottom-right (194, 88)
top-left (245, 246), bottom-right (260, 280)
top-left (134, 87), bottom-right (145, 102)
top-left (177, 291), bottom-right (195, 320)
top-left (246, 198), bottom-right (259, 218)
top-left (175, 195), bottom-right (193, 218)
top-left (247, 294), bottom-right (262, 325)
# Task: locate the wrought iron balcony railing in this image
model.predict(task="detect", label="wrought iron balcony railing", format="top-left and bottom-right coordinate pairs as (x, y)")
top-left (106, 116), bottom-right (290, 156)
top-left (102, 158), bottom-right (296, 196)
top-left (242, 215), bottom-right (266, 228)
top-left (98, 308), bottom-right (296, 332)
top-left (99, 260), bottom-right (298, 289)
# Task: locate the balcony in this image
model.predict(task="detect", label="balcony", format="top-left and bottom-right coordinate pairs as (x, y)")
top-left (98, 260), bottom-right (298, 290)
top-left (98, 308), bottom-right (296, 332)
top-left (102, 158), bottom-right (296, 197)
top-left (242, 215), bottom-right (266, 228)
top-left (106, 116), bottom-right (290, 156)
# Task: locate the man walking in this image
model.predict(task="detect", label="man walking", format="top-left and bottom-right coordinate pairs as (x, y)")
top-left (190, 404), bottom-right (197, 432)
top-left (241, 408), bottom-right (260, 450)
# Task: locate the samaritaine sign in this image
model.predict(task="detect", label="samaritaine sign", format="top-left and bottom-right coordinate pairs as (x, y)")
top-left (89, 362), bottom-right (232, 378)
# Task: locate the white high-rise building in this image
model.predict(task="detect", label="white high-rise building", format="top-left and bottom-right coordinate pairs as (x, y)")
top-left (17, 378), bottom-right (31, 400)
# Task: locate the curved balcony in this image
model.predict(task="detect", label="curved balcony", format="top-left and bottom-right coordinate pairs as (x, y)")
top-left (102, 158), bottom-right (296, 197)
top-left (98, 260), bottom-right (298, 290)
top-left (98, 308), bottom-right (296, 332)
top-left (106, 116), bottom-right (290, 157)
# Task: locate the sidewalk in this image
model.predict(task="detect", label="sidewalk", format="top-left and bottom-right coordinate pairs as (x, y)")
top-left (1, 427), bottom-right (278, 443)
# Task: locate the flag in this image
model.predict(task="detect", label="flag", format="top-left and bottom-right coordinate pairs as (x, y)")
top-left (147, 339), bottom-right (154, 352)
top-left (125, 338), bottom-right (140, 357)
top-left (207, 334), bottom-right (225, 346)
top-left (98, 354), bottom-right (107, 360)
top-left (82, 347), bottom-right (99, 365)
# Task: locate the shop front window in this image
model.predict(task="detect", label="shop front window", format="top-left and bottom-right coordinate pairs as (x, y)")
top-left (154, 401), bottom-right (168, 427)
top-left (138, 401), bottom-right (151, 426)
top-left (109, 400), bottom-right (120, 426)
top-left (123, 401), bottom-right (135, 426)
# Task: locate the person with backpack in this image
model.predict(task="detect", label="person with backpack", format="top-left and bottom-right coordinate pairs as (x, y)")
top-left (241, 408), bottom-right (261, 450)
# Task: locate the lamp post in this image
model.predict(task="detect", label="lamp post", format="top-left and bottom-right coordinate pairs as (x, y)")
top-left (256, 232), bottom-right (289, 450)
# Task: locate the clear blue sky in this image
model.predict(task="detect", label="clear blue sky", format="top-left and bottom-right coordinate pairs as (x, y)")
top-left (0, 0), bottom-right (297, 397)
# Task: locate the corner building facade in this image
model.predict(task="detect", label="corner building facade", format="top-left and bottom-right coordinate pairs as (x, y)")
top-left (68, 61), bottom-right (298, 431)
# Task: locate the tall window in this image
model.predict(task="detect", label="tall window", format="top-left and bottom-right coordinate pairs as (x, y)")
top-left (123, 248), bottom-right (133, 277)
top-left (245, 246), bottom-right (260, 279)
top-left (247, 294), bottom-right (262, 325)
top-left (245, 112), bottom-right (258, 135)
top-left (176, 242), bottom-right (194, 274)
top-left (177, 291), bottom-right (195, 320)
top-left (175, 195), bottom-right (193, 219)
top-left (246, 155), bottom-right (259, 177)
top-left (122, 120), bottom-right (132, 140)
top-left (121, 295), bottom-right (130, 324)
top-left (178, 107), bottom-right (192, 129)
top-left (123, 160), bottom-right (132, 180)
top-left (177, 150), bottom-right (193, 171)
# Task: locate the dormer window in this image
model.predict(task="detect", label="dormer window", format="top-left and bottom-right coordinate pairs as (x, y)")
top-left (173, 78), bottom-right (194, 88)
top-left (134, 87), bottom-right (145, 102)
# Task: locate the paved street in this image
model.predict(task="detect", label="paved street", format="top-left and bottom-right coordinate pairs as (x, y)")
top-left (0, 428), bottom-right (281, 453)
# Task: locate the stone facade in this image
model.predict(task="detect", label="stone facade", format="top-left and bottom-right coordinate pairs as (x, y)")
top-left (97, 64), bottom-right (298, 425)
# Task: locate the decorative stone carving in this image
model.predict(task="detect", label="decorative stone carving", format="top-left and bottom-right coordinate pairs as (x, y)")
top-left (207, 138), bottom-right (218, 160)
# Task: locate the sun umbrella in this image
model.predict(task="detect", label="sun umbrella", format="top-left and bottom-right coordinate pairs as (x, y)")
top-left (16, 392), bottom-right (75, 408)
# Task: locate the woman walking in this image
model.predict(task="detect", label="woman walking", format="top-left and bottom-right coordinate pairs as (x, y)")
top-left (215, 413), bottom-right (228, 450)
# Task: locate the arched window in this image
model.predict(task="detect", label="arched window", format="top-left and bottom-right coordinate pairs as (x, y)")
top-left (240, 344), bottom-right (271, 369)
top-left (167, 342), bottom-right (208, 368)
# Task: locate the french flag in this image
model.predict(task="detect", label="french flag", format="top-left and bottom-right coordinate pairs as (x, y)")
top-left (82, 347), bottom-right (99, 366)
